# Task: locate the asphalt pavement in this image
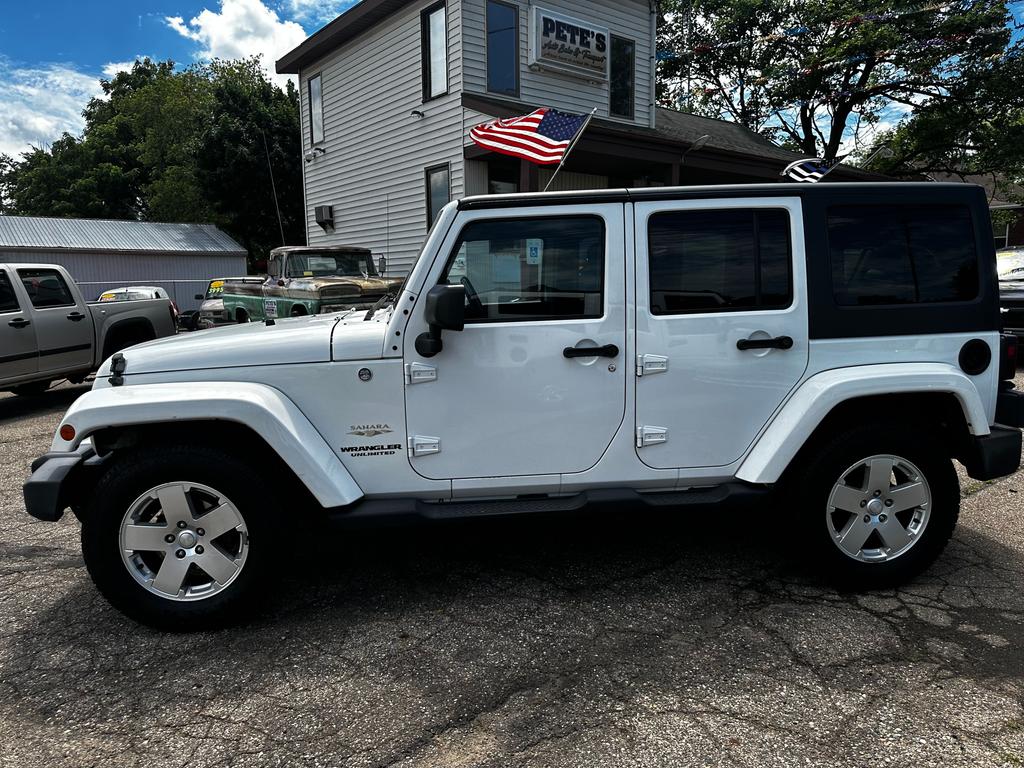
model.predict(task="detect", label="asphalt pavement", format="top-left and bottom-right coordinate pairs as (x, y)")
top-left (0, 380), bottom-right (1022, 767)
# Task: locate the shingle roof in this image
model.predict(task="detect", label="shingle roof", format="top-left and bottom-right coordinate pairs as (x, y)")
top-left (0, 216), bottom-right (247, 255)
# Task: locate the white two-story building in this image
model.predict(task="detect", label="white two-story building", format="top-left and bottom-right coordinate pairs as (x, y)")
top-left (277, 0), bottom-right (870, 273)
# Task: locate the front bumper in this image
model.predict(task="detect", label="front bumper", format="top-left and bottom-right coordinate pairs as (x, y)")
top-left (23, 442), bottom-right (103, 522)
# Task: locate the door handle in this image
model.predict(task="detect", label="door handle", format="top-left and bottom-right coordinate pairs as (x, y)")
top-left (563, 343), bottom-right (619, 359)
top-left (737, 335), bottom-right (793, 351)
top-left (67, 311), bottom-right (86, 321)
top-left (8, 318), bottom-right (30, 329)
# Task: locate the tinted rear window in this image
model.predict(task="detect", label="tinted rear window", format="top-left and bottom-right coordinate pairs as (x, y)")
top-left (648, 208), bottom-right (792, 314)
top-left (828, 205), bottom-right (978, 306)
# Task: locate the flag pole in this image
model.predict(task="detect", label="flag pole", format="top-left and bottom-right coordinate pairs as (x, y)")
top-left (543, 108), bottom-right (598, 193)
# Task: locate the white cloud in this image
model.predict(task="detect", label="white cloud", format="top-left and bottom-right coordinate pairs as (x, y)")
top-left (102, 57), bottom-right (150, 78)
top-left (165, 0), bottom-right (308, 85)
top-left (282, 0), bottom-right (360, 26)
top-left (0, 58), bottom-right (103, 158)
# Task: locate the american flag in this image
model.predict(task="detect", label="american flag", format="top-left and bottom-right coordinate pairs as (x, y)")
top-left (781, 157), bottom-right (837, 183)
top-left (470, 108), bottom-right (590, 166)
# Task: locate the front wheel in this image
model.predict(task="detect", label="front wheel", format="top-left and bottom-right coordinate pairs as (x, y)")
top-left (796, 424), bottom-right (959, 589)
top-left (81, 444), bottom-right (274, 630)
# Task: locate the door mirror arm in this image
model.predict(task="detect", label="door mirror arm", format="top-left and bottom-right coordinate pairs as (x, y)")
top-left (415, 284), bottom-right (465, 358)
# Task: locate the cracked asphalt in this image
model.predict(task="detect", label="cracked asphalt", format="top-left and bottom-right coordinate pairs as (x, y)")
top-left (1, 381), bottom-right (1024, 768)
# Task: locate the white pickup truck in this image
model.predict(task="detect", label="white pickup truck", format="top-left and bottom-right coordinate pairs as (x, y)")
top-left (1, 263), bottom-right (177, 395)
top-left (22, 183), bottom-right (1024, 630)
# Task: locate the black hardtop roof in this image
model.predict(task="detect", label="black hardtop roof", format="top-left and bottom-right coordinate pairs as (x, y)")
top-left (458, 182), bottom-right (987, 210)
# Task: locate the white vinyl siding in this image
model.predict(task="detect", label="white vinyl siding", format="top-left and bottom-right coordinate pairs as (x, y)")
top-left (462, 0), bottom-right (654, 127)
top-left (298, 0), bottom-right (465, 276)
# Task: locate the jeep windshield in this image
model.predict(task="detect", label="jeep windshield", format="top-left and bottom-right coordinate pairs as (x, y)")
top-left (286, 252), bottom-right (374, 278)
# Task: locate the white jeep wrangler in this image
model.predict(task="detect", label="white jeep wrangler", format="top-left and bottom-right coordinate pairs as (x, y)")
top-left (24, 183), bottom-right (1024, 630)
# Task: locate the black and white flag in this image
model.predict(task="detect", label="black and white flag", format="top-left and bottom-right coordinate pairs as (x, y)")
top-left (780, 157), bottom-right (836, 183)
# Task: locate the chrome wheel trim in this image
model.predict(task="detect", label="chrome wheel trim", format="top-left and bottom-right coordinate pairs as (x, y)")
top-left (826, 454), bottom-right (932, 563)
top-left (119, 481), bottom-right (249, 602)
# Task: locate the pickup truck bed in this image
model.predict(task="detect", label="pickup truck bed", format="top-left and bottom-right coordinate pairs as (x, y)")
top-left (1, 263), bottom-right (177, 394)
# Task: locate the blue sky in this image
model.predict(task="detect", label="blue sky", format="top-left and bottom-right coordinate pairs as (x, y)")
top-left (0, 0), bottom-right (361, 157)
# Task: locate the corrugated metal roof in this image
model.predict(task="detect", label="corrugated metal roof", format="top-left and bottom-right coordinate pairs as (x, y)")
top-left (0, 215), bottom-right (247, 255)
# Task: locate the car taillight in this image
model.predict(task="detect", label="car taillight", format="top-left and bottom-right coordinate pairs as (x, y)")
top-left (1000, 332), bottom-right (1018, 382)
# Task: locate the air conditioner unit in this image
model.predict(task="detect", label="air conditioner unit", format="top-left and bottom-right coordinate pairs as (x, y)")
top-left (315, 205), bottom-right (334, 229)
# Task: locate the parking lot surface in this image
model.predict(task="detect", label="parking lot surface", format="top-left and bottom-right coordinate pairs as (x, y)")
top-left (1, 382), bottom-right (1023, 768)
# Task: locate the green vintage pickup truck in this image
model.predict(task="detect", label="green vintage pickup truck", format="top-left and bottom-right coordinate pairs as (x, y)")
top-left (222, 245), bottom-right (403, 322)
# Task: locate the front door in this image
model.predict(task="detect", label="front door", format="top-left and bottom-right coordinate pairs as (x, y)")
top-left (16, 267), bottom-right (93, 374)
top-left (0, 268), bottom-right (38, 382)
top-left (634, 198), bottom-right (809, 469)
top-left (404, 204), bottom-right (627, 480)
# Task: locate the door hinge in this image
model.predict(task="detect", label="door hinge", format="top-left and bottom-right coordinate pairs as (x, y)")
top-left (405, 362), bottom-right (437, 385)
top-left (636, 425), bottom-right (669, 448)
top-left (636, 354), bottom-right (669, 377)
top-left (409, 435), bottom-right (441, 458)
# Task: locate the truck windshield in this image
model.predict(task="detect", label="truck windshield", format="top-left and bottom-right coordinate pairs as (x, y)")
top-left (286, 253), bottom-right (372, 278)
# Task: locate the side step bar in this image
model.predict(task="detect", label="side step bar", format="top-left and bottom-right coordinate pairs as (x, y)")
top-left (324, 483), bottom-right (769, 529)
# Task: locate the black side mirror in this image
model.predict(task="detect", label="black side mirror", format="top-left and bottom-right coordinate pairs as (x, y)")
top-left (416, 284), bottom-right (465, 357)
top-left (377, 256), bottom-right (387, 276)
top-left (194, 294), bottom-right (204, 301)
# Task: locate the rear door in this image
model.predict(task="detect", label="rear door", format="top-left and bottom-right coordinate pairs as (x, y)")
top-left (0, 267), bottom-right (38, 382)
top-left (634, 197), bottom-right (809, 469)
top-left (16, 267), bottom-right (93, 374)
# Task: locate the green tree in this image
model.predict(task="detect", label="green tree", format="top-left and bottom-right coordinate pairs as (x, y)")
top-left (868, 50), bottom-right (1024, 184)
top-left (0, 56), bottom-right (303, 266)
top-left (657, 0), bottom-right (1017, 162)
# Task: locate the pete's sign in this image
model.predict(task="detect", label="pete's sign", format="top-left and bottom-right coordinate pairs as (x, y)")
top-left (530, 7), bottom-right (610, 81)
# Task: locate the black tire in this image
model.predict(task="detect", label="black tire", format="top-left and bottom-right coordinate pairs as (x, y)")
top-left (290, 305), bottom-right (307, 317)
top-left (235, 309), bottom-right (250, 324)
top-left (12, 380), bottom-right (50, 396)
top-left (81, 444), bottom-right (274, 631)
top-left (795, 422), bottom-right (959, 589)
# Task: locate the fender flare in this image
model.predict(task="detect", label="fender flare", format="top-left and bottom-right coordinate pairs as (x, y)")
top-left (736, 363), bottom-right (990, 485)
top-left (50, 382), bottom-right (363, 508)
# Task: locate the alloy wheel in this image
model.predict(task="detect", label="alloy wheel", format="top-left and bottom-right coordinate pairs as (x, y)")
top-left (119, 481), bottom-right (249, 601)
top-left (826, 454), bottom-right (932, 563)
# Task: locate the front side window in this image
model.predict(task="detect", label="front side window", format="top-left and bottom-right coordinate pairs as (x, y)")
top-left (308, 73), bottom-right (324, 145)
top-left (648, 208), bottom-right (792, 314)
top-left (422, 3), bottom-right (448, 100)
top-left (486, 0), bottom-right (518, 97)
top-left (0, 270), bottom-right (20, 313)
top-left (426, 164), bottom-right (451, 226)
top-left (828, 205), bottom-right (978, 306)
top-left (17, 268), bottom-right (75, 309)
top-left (441, 216), bottom-right (605, 322)
top-left (610, 36), bottom-right (635, 119)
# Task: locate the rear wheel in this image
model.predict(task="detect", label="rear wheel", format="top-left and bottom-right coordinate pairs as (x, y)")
top-left (81, 444), bottom-right (274, 630)
top-left (796, 423), bottom-right (959, 589)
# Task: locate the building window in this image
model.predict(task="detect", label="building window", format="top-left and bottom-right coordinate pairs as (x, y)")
top-left (308, 73), bottom-right (324, 145)
top-left (828, 205), bottom-right (978, 306)
top-left (426, 164), bottom-right (451, 226)
top-left (486, 0), bottom-right (518, 97)
top-left (421, 2), bottom-right (448, 101)
top-left (442, 216), bottom-right (605, 322)
top-left (648, 209), bottom-right (792, 314)
top-left (610, 36), bottom-right (635, 119)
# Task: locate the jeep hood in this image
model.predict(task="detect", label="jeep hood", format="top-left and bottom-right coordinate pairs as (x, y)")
top-left (98, 312), bottom-right (388, 377)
